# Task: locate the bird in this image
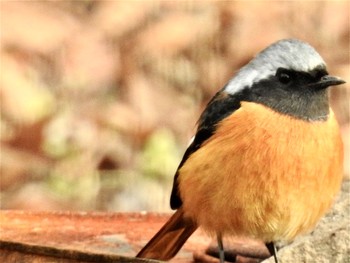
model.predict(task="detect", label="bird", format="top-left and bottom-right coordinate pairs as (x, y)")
top-left (136, 39), bottom-right (345, 263)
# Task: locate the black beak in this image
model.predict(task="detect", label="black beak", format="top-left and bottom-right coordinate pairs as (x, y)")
top-left (309, 75), bottom-right (346, 89)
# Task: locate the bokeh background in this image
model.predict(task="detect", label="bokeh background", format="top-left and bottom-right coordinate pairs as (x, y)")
top-left (1, 1), bottom-right (349, 212)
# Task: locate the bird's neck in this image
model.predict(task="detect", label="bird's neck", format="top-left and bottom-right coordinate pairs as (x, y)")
top-left (243, 87), bottom-right (330, 122)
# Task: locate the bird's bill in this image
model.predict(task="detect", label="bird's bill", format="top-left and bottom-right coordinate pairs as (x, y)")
top-left (309, 75), bottom-right (346, 89)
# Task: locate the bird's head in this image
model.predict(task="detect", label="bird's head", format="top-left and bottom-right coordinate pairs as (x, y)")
top-left (225, 39), bottom-right (345, 121)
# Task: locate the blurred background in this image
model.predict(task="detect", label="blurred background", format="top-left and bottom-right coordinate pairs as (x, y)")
top-left (1, 1), bottom-right (349, 212)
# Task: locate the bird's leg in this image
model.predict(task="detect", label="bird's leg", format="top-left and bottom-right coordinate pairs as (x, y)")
top-left (217, 233), bottom-right (225, 263)
top-left (266, 242), bottom-right (278, 263)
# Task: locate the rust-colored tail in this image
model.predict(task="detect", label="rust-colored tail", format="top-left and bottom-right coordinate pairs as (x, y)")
top-left (136, 208), bottom-right (197, 260)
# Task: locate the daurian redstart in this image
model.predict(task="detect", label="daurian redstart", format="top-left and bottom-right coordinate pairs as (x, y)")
top-left (136, 39), bottom-right (345, 262)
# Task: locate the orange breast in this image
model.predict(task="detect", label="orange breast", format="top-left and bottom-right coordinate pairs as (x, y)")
top-left (178, 101), bottom-right (343, 242)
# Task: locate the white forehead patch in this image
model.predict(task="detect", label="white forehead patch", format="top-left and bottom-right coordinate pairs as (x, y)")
top-left (224, 39), bottom-right (326, 95)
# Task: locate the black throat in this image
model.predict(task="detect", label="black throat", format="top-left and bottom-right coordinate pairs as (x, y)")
top-left (241, 71), bottom-right (330, 122)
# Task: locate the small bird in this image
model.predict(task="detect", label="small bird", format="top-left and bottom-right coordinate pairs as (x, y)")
top-left (136, 39), bottom-right (345, 262)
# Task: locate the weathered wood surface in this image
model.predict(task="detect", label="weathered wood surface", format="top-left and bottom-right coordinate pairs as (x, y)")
top-left (0, 210), bottom-right (270, 262)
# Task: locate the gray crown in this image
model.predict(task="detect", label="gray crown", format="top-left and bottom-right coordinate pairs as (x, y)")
top-left (225, 39), bottom-right (326, 95)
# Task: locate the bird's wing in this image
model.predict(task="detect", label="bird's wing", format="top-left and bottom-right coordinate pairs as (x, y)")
top-left (170, 87), bottom-right (243, 209)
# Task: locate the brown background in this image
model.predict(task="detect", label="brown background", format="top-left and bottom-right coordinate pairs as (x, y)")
top-left (1, 1), bottom-right (349, 212)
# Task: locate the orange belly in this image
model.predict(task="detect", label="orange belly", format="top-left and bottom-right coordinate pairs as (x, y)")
top-left (178, 101), bottom-right (343, 242)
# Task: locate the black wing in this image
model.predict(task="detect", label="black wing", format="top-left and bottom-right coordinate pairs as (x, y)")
top-left (170, 88), bottom-right (243, 209)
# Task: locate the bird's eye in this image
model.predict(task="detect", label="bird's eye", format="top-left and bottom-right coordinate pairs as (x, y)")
top-left (277, 69), bottom-right (292, 84)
